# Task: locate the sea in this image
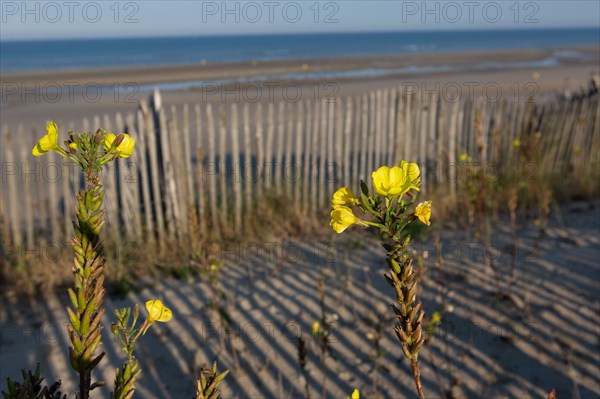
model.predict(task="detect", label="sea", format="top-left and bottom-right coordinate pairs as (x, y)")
top-left (1, 28), bottom-right (598, 73)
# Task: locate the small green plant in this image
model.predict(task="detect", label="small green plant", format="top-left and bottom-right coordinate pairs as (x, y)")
top-left (2, 364), bottom-right (65, 399)
top-left (195, 362), bottom-right (229, 399)
top-left (330, 160), bottom-right (431, 399)
top-left (295, 335), bottom-right (310, 399)
top-left (111, 300), bottom-right (172, 399)
top-left (199, 256), bottom-right (239, 368)
top-left (457, 147), bottom-right (501, 296)
top-left (313, 274), bottom-right (334, 399)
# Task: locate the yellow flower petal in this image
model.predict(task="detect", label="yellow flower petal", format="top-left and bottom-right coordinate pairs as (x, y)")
top-left (332, 186), bottom-right (356, 208)
top-left (330, 206), bottom-right (359, 234)
top-left (37, 132), bottom-right (56, 151)
top-left (32, 143), bottom-right (46, 156)
top-left (372, 166), bottom-right (391, 196)
top-left (118, 134), bottom-right (135, 158)
top-left (104, 133), bottom-right (136, 158)
top-left (415, 201), bottom-right (432, 226)
top-left (346, 389), bottom-right (360, 399)
top-left (104, 133), bottom-right (117, 151)
top-left (158, 307), bottom-right (172, 322)
top-left (400, 160), bottom-right (420, 182)
top-left (32, 121), bottom-right (60, 156)
top-left (387, 166), bottom-right (406, 196)
top-left (312, 321), bottom-right (319, 335)
top-left (146, 299), bottom-right (172, 323)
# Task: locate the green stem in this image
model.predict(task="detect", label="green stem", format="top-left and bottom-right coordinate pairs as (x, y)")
top-left (67, 179), bottom-right (107, 399)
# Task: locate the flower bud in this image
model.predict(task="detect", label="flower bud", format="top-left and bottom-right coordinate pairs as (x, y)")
top-left (387, 258), bottom-right (401, 274)
top-left (114, 133), bottom-right (125, 147)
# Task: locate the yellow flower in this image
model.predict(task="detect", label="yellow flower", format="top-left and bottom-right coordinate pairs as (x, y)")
top-left (459, 153), bottom-right (469, 162)
top-left (68, 142), bottom-right (77, 151)
top-left (145, 299), bottom-right (172, 323)
top-left (312, 321), bottom-right (319, 335)
top-left (399, 160), bottom-right (421, 190)
top-left (372, 164), bottom-right (418, 197)
top-left (346, 389), bottom-right (360, 399)
top-left (32, 121), bottom-right (60, 156)
top-left (104, 133), bottom-right (136, 158)
top-left (330, 206), bottom-right (363, 234)
top-left (209, 260), bottom-right (220, 271)
top-left (372, 166), bottom-right (402, 196)
top-left (512, 139), bottom-right (521, 148)
top-left (399, 160), bottom-right (420, 182)
top-left (415, 201), bottom-right (432, 226)
top-left (332, 186), bottom-right (356, 208)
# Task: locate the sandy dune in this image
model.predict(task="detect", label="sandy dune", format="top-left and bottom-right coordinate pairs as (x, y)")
top-left (1, 202), bottom-right (598, 398)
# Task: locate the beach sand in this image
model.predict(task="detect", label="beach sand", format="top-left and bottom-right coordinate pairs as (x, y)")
top-left (1, 201), bottom-right (599, 398)
top-left (1, 46), bottom-right (598, 129)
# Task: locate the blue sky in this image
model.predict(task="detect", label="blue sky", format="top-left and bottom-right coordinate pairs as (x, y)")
top-left (1, 0), bottom-right (599, 40)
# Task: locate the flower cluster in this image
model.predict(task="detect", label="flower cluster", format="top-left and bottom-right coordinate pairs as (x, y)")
top-left (32, 120), bottom-right (135, 166)
top-left (330, 161), bottom-right (431, 235)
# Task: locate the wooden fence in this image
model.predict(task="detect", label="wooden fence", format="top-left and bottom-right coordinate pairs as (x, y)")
top-left (1, 82), bottom-right (599, 251)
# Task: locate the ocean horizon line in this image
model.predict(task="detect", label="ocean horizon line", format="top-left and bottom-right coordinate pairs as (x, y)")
top-left (1, 26), bottom-right (599, 43)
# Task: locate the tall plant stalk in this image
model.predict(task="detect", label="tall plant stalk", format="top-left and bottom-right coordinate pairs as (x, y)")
top-left (329, 161), bottom-right (432, 398)
top-left (29, 122), bottom-right (178, 399)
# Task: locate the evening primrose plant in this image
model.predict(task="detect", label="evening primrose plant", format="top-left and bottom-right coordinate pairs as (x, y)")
top-left (15, 121), bottom-right (173, 399)
top-left (330, 160), bottom-right (431, 399)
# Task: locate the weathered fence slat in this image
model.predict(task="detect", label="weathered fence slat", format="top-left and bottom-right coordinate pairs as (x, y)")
top-left (19, 124), bottom-right (34, 250)
top-left (274, 101), bottom-right (285, 191)
top-left (231, 103), bottom-right (242, 232)
top-left (218, 105), bottom-right (228, 232)
top-left (135, 104), bottom-right (155, 245)
top-left (243, 102), bottom-right (253, 223)
top-left (206, 103), bottom-right (220, 237)
top-left (265, 102), bottom-right (275, 191)
top-left (285, 102), bottom-right (295, 199)
top-left (311, 101), bottom-right (320, 214)
top-left (294, 101), bottom-right (304, 205)
top-left (4, 126), bottom-right (21, 247)
top-left (302, 100), bottom-right (312, 214)
top-left (194, 103), bottom-right (206, 235)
